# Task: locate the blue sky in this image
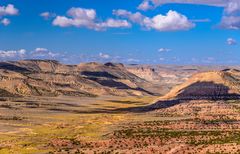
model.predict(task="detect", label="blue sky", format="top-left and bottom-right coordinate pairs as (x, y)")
top-left (0, 0), bottom-right (240, 64)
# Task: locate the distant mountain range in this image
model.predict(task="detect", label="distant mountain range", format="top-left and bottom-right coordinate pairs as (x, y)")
top-left (0, 60), bottom-right (158, 97)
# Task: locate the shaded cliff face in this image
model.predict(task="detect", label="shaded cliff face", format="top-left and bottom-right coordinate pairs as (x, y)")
top-left (175, 81), bottom-right (240, 100)
top-left (161, 70), bottom-right (240, 100)
top-left (0, 60), bottom-right (157, 97)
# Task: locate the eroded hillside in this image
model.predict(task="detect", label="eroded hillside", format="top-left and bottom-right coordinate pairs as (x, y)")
top-left (0, 60), bottom-right (159, 97)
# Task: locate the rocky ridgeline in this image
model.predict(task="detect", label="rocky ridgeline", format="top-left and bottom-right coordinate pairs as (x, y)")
top-left (0, 60), bottom-right (157, 97)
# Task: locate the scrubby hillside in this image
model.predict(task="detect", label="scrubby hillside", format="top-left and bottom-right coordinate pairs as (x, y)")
top-left (0, 60), bottom-right (158, 97)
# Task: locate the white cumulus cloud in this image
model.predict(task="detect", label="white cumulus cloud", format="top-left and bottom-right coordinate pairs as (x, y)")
top-left (227, 38), bottom-right (237, 45)
top-left (40, 12), bottom-right (56, 20)
top-left (225, 1), bottom-right (240, 14)
top-left (0, 4), bottom-right (19, 16)
top-left (52, 7), bottom-right (131, 30)
top-left (137, 1), bottom-right (153, 11)
top-left (148, 10), bottom-right (195, 31)
top-left (0, 48), bottom-right (68, 61)
top-left (1, 18), bottom-right (10, 26)
top-left (97, 19), bottom-right (131, 28)
top-left (137, 0), bottom-right (240, 30)
top-left (113, 10), bottom-right (145, 24)
top-left (219, 16), bottom-right (240, 29)
top-left (0, 4), bottom-right (19, 26)
top-left (114, 9), bottom-right (195, 31)
top-left (138, 0), bottom-right (229, 12)
top-left (32, 48), bottom-right (59, 58)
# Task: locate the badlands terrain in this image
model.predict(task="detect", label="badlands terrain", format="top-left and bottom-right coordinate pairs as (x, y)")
top-left (0, 60), bottom-right (240, 153)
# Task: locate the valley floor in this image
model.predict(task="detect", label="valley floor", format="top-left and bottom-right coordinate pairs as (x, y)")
top-left (0, 96), bottom-right (240, 153)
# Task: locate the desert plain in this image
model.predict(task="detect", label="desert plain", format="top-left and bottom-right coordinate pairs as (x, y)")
top-left (0, 60), bottom-right (239, 154)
